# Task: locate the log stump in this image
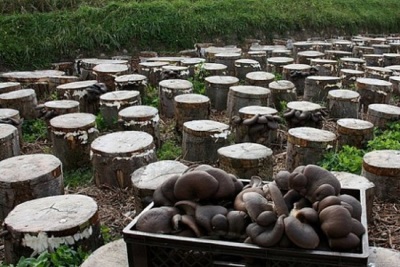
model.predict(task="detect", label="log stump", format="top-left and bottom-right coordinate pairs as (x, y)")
top-left (0, 82), bottom-right (21, 94)
top-left (48, 76), bottom-right (79, 94)
top-left (304, 76), bottom-right (342, 103)
top-left (353, 46), bottom-right (374, 58)
top-left (174, 93), bottom-right (210, 133)
top-left (227, 85), bottom-right (271, 119)
top-left (266, 57), bottom-right (294, 74)
top-left (245, 71), bottom-right (275, 88)
top-left (247, 51), bottom-right (267, 71)
top-left (362, 54), bottom-right (383, 67)
top-left (336, 118), bottom-right (374, 149)
top-left (310, 59), bottom-right (338, 76)
top-left (42, 100), bottom-right (80, 137)
top-left (327, 89), bottom-right (360, 119)
top-left (324, 50), bottom-right (352, 60)
top-left (268, 80), bottom-right (297, 110)
top-left (131, 160), bottom-right (188, 212)
top-left (235, 59), bottom-right (261, 80)
top-left (138, 61), bottom-right (169, 87)
top-left (182, 120), bottom-right (231, 163)
top-left (204, 47), bottom-right (242, 62)
top-left (332, 40), bottom-right (353, 52)
top-left (372, 44), bottom-right (391, 54)
top-left (81, 239), bottom-right (128, 267)
top-left (218, 142), bottom-right (273, 180)
top-left (296, 51), bottom-right (324, 64)
top-left (93, 63), bottom-right (129, 91)
top-left (282, 64), bottom-right (312, 95)
top-left (91, 131), bottom-right (156, 188)
top-left (356, 78), bottom-right (393, 112)
top-left (0, 89), bottom-right (38, 120)
top-left (0, 154), bottom-right (63, 221)
top-left (233, 106), bottom-right (279, 146)
top-left (389, 76), bottom-right (400, 96)
top-left (0, 108), bottom-right (23, 144)
top-left (361, 150), bottom-right (400, 202)
top-left (78, 58), bottom-right (128, 80)
top-left (118, 105), bottom-right (160, 148)
top-left (339, 69), bottom-right (365, 89)
top-left (159, 79), bottom-right (193, 118)
top-left (339, 57), bottom-right (366, 71)
top-left (146, 56), bottom-right (187, 65)
top-left (99, 90), bottom-right (141, 129)
top-left (271, 48), bottom-right (292, 57)
top-left (291, 41), bottom-right (313, 60)
top-left (286, 127), bottom-right (336, 172)
top-left (366, 103), bottom-right (400, 129)
top-left (215, 52), bottom-right (242, 76)
top-left (383, 53), bottom-right (400, 66)
top-left (365, 66), bottom-right (392, 80)
top-left (50, 113), bottom-right (98, 170)
top-left (161, 65), bottom-right (190, 81)
top-left (311, 41), bottom-right (333, 53)
top-left (0, 124), bottom-right (20, 161)
top-left (114, 74), bottom-right (148, 98)
top-left (204, 76), bottom-right (239, 111)
top-left (386, 65), bottom-right (400, 76)
top-left (180, 58), bottom-right (206, 77)
top-left (198, 63), bottom-right (228, 77)
top-left (3, 194), bottom-right (102, 264)
top-left (331, 171), bottom-right (375, 223)
top-left (56, 80), bottom-right (100, 114)
top-left (284, 101), bottom-right (324, 129)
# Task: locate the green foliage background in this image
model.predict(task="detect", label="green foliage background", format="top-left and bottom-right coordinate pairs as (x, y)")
top-left (1, 0), bottom-right (400, 70)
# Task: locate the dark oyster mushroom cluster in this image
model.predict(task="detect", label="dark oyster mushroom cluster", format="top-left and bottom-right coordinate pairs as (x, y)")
top-left (85, 83), bottom-right (107, 104)
top-left (232, 113), bottom-right (281, 142)
top-left (136, 164), bottom-right (365, 252)
top-left (283, 108), bottom-right (327, 128)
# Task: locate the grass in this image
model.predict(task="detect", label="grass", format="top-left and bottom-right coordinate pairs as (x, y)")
top-left (1, 0), bottom-right (400, 70)
top-left (22, 119), bottom-right (48, 142)
top-left (157, 139), bottom-right (182, 160)
top-left (63, 167), bottom-right (93, 187)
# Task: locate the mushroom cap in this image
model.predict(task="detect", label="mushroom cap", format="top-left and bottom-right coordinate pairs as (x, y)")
top-left (211, 213), bottom-right (229, 235)
top-left (284, 215), bottom-right (320, 249)
top-left (153, 174), bottom-right (179, 206)
top-left (195, 205), bottom-right (228, 233)
top-left (203, 167), bottom-right (236, 200)
top-left (351, 218), bottom-right (366, 237)
top-left (174, 170), bottom-right (219, 200)
top-left (246, 215), bottom-right (285, 247)
top-left (243, 191), bottom-right (273, 221)
top-left (274, 170), bottom-right (291, 190)
top-left (293, 207), bottom-right (318, 224)
top-left (256, 211), bottom-right (277, 227)
top-left (234, 187), bottom-right (265, 212)
top-left (328, 233), bottom-right (361, 250)
top-left (338, 194), bottom-right (362, 221)
top-left (174, 200), bottom-right (198, 216)
top-left (288, 173), bottom-right (308, 195)
top-left (314, 195), bottom-right (341, 213)
top-left (264, 183), bottom-right (289, 216)
top-left (227, 210), bottom-right (249, 239)
top-left (310, 184), bottom-right (337, 203)
top-left (319, 205), bottom-right (353, 238)
top-left (172, 214), bottom-right (202, 237)
top-left (283, 189), bottom-right (303, 211)
top-left (136, 206), bottom-right (179, 234)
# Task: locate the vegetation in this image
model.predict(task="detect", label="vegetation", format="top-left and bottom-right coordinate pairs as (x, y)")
top-left (320, 121), bottom-right (400, 174)
top-left (63, 167), bottom-right (93, 187)
top-left (22, 119), bottom-right (48, 142)
top-left (157, 139), bottom-right (182, 160)
top-left (1, 0), bottom-right (400, 70)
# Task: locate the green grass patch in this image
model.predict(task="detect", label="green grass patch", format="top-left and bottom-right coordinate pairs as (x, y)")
top-left (22, 119), bottom-right (48, 142)
top-left (157, 139), bottom-right (182, 160)
top-left (63, 167), bottom-right (93, 187)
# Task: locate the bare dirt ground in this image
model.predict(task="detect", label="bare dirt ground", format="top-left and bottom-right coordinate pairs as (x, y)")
top-left (0, 109), bottom-right (399, 265)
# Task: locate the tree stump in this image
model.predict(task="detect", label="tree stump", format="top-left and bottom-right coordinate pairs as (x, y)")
top-left (0, 154), bottom-right (63, 221)
top-left (138, 61), bottom-right (169, 87)
top-left (372, 44), bottom-right (391, 54)
top-left (296, 51), bottom-right (324, 64)
top-left (361, 150), bottom-right (400, 202)
top-left (245, 71), bottom-right (275, 88)
top-left (0, 108), bottom-right (23, 144)
top-left (0, 82), bottom-right (21, 94)
top-left (92, 63), bottom-right (129, 91)
top-left (356, 78), bottom-right (393, 112)
top-left (284, 101), bottom-right (324, 129)
top-left (115, 74), bottom-right (148, 98)
top-left (327, 89), bottom-right (360, 119)
top-left (362, 54), bottom-right (383, 67)
top-left (339, 57), bottom-right (366, 71)
top-left (204, 76), bottom-right (239, 111)
top-left (79, 58), bottom-right (128, 80)
top-left (266, 57), bottom-right (294, 74)
top-left (304, 76), bottom-right (342, 103)
top-left (227, 85), bottom-right (271, 119)
top-left (182, 120), bottom-right (231, 163)
top-left (131, 160), bottom-right (188, 212)
top-left (336, 118), bottom-right (374, 149)
top-left (332, 40), bottom-right (353, 52)
top-left (174, 93), bottom-right (210, 133)
top-left (215, 53), bottom-right (242, 76)
top-left (386, 65), bottom-right (400, 76)
top-left (247, 51), bottom-right (267, 71)
top-left (282, 63), bottom-right (312, 95)
top-left (0, 89), bottom-right (38, 120)
top-left (268, 80), bottom-right (297, 110)
top-left (50, 113), bottom-right (98, 170)
top-left (180, 58), bottom-right (206, 77)
top-left (366, 103), bottom-right (400, 129)
top-left (291, 41), bottom-right (313, 60)
top-left (146, 56), bottom-right (187, 65)
top-left (324, 50), bottom-right (352, 60)
top-left (51, 61), bottom-right (75, 75)
top-left (353, 46), bottom-right (374, 58)
top-left (331, 171), bottom-right (375, 224)
top-left (99, 91), bottom-right (141, 129)
top-left (382, 53), bottom-right (400, 66)
top-left (0, 124), bottom-right (20, 161)
top-left (91, 131), bottom-right (156, 188)
top-left (159, 79), bottom-right (193, 118)
top-left (198, 63), bottom-right (228, 77)
top-left (339, 69), bottom-right (365, 89)
top-left (42, 100), bottom-right (80, 137)
top-left (81, 239), bottom-right (128, 267)
top-left (161, 65), bottom-right (190, 81)
top-left (389, 76), bottom-right (400, 96)
top-left (118, 105), bottom-right (160, 148)
top-left (365, 66), bottom-right (393, 81)
top-left (271, 48), bottom-right (292, 57)
top-left (286, 127), bottom-right (336, 172)
top-left (233, 105), bottom-right (279, 146)
top-left (204, 47), bottom-right (242, 62)
top-left (311, 41), bottom-right (333, 53)
top-left (3, 194), bottom-right (102, 264)
top-left (48, 75), bottom-right (79, 94)
top-left (389, 42), bottom-right (400, 53)
top-left (218, 142), bottom-right (273, 180)
top-left (310, 59), bottom-right (338, 76)
top-left (235, 59), bottom-right (261, 80)
top-left (56, 80), bottom-right (100, 114)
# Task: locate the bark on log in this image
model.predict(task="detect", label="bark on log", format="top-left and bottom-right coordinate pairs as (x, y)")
top-left (356, 78), bottom-right (393, 112)
top-left (115, 74), bottom-right (148, 98)
top-left (56, 80), bottom-right (99, 114)
top-left (0, 82), bottom-right (21, 94)
top-left (227, 85), bottom-right (270, 119)
top-left (205, 76), bottom-right (239, 111)
top-left (0, 124), bottom-right (20, 161)
top-left (304, 76), bottom-right (342, 103)
top-left (159, 79), bottom-right (193, 118)
top-left (327, 89), bottom-right (360, 119)
top-left (336, 118), bottom-right (374, 149)
top-left (174, 93), bottom-right (210, 133)
top-left (0, 89), bottom-right (38, 120)
top-left (366, 103), bottom-right (400, 129)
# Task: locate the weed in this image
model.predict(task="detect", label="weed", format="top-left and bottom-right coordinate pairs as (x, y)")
top-left (22, 119), bottom-right (48, 142)
top-left (63, 167), bottom-right (93, 187)
top-left (95, 113), bottom-right (107, 131)
top-left (157, 139), bottom-right (182, 160)
top-left (142, 85), bottom-right (159, 108)
top-left (100, 225), bottom-right (112, 244)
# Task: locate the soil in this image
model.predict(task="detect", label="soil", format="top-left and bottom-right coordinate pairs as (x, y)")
top-left (0, 106), bottom-right (399, 265)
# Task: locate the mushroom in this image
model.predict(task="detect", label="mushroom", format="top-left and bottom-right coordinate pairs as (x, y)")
top-left (172, 214), bottom-right (202, 237)
top-left (263, 183), bottom-right (289, 216)
top-left (319, 205), bottom-right (353, 238)
top-left (313, 195), bottom-right (341, 213)
top-left (234, 176), bottom-right (264, 212)
top-left (255, 211), bottom-right (277, 227)
top-left (328, 233), bottom-right (361, 250)
top-left (195, 205), bottom-right (228, 234)
top-left (274, 170), bottom-right (291, 190)
top-left (202, 167), bottom-right (236, 200)
top-left (338, 194), bottom-right (362, 221)
top-left (351, 218), bottom-right (366, 237)
top-left (284, 213), bottom-right (320, 249)
top-left (226, 210), bottom-right (249, 240)
top-left (283, 189), bottom-right (303, 211)
top-left (173, 170), bottom-right (219, 201)
top-left (242, 191), bottom-right (273, 221)
top-left (153, 174), bottom-right (180, 206)
top-left (246, 215), bottom-right (285, 247)
top-left (136, 206), bottom-right (179, 234)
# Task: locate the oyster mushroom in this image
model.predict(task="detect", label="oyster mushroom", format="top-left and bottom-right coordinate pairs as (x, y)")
top-left (263, 183), bottom-right (289, 216)
top-left (153, 174), bottom-right (179, 206)
top-left (319, 205), bottom-right (353, 238)
top-left (195, 205), bottom-right (228, 234)
top-left (242, 191), bottom-right (273, 221)
top-left (328, 233), bottom-right (361, 250)
top-left (338, 194), bottom-right (362, 221)
top-left (246, 215), bottom-right (285, 247)
top-left (136, 206), bottom-right (179, 234)
top-left (284, 212), bottom-right (320, 249)
top-left (173, 170), bottom-right (219, 201)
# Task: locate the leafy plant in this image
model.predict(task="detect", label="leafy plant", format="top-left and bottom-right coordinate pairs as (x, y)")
top-left (63, 167), bottom-right (93, 187)
top-left (22, 119), bottom-right (48, 142)
top-left (100, 225), bottom-right (113, 244)
top-left (142, 85), bottom-right (159, 108)
top-left (157, 139), bottom-right (182, 160)
top-left (95, 113), bottom-right (107, 131)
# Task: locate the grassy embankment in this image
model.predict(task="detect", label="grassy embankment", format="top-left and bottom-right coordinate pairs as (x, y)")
top-left (1, 0), bottom-right (400, 70)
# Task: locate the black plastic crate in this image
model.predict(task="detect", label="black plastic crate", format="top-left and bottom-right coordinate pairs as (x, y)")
top-left (123, 186), bottom-right (369, 267)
